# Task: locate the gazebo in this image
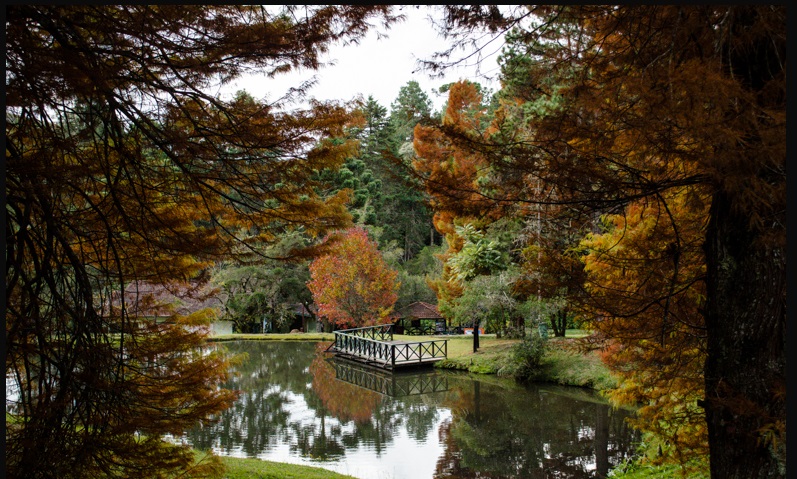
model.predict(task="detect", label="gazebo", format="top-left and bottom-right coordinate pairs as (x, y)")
top-left (394, 301), bottom-right (447, 335)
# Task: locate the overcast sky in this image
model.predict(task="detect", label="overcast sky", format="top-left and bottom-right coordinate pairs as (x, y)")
top-left (220, 6), bottom-right (504, 114)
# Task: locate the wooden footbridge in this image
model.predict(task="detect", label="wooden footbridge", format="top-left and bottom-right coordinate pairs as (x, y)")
top-left (327, 324), bottom-right (448, 370)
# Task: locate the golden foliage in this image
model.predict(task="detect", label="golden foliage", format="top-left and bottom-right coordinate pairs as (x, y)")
top-left (581, 189), bottom-right (710, 463)
top-left (415, 5), bottom-right (785, 474)
top-left (5, 5), bottom-right (398, 478)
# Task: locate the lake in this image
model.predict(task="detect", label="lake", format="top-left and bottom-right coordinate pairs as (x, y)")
top-left (183, 340), bottom-right (640, 479)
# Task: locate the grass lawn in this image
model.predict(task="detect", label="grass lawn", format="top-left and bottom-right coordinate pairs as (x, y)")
top-left (429, 330), bottom-right (615, 389)
top-left (607, 461), bottom-right (709, 479)
top-left (432, 334), bottom-right (518, 374)
top-left (539, 338), bottom-right (617, 390)
top-left (218, 456), bottom-right (357, 479)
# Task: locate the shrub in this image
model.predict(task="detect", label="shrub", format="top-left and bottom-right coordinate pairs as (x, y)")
top-left (508, 331), bottom-right (547, 381)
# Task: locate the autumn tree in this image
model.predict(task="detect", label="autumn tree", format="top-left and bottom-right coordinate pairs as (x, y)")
top-left (307, 227), bottom-right (400, 328)
top-left (5, 5), bottom-right (400, 478)
top-left (412, 80), bottom-right (500, 317)
top-left (581, 190), bottom-right (710, 467)
top-left (416, 5), bottom-right (786, 478)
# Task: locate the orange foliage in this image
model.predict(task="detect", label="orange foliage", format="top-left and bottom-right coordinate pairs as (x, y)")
top-left (581, 189), bottom-right (710, 464)
top-left (412, 81), bottom-right (497, 226)
top-left (5, 5), bottom-right (398, 478)
top-left (419, 6), bottom-right (785, 474)
top-left (310, 344), bottom-right (382, 424)
top-left (307, 227), bottom-right (399, 328)
top-left (412, 81), bottom-right (500, 310)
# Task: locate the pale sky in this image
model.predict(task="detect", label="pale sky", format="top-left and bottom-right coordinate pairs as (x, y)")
top-left (221, 6), bottom-right (504, 114)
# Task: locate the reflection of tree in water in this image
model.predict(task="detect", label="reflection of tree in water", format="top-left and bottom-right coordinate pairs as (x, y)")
top-left (310, 343), bottom-right (383, 424)
top-left (290, 413), bottom-right (346, 461)
top-left (185, 341), bottom-right (636, 476)
top-left (405, 400), bottom-right (441, 441)
top-left (186, 341), bottom-right (443, 461)
top-left (187, 341), bottom-right (312, 455)
top-left (308, 343), bottom-right (400, 456)
top-left (435, 378), bottom-right (639, 479)
top-left (310, 344), bottom-right (439, 455)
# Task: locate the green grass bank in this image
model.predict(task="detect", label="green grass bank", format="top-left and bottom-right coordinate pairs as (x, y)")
top-left (218, 456), bottom-right (357, 479)
top-left (432, 330), bottom-right (618, 391)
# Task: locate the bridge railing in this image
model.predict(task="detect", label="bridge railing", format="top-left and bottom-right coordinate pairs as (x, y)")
top-left (336, 324), bottom-right (393, 341)
top-left (333, 333), bottom-right (394, 366)
top-left (391, 339), bottom-right (447, 364)
top-left (331, 359), bottom-right (450, 396)
top-left (332, 324), bottom-right (447, 368)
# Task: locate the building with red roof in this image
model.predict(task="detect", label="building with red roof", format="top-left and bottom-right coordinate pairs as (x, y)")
top-left (394, 301), bottom-right (448, 335)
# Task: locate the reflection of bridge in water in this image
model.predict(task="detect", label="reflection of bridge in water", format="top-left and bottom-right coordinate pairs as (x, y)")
top-left (328, 324), bottom-right (448, 370)
top-left (331, 358), bottom-right (450, 397)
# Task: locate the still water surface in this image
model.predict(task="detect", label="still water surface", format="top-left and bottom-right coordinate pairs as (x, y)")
top-left (184, 341), bottom-right (639, 479)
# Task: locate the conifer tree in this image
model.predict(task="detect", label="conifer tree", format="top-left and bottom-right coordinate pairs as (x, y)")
top-left (417, 6), bottom-right (786, 477)
top-left (5, 5), bottom-right (398, 478)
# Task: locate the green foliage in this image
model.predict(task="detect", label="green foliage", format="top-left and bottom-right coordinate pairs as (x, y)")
top-left (405, 244), bottom-right (445, 276)
top-left (392, 244), bottom-right (443, 310)
top-left (538, 346), bottom-right (618, 391)
top-left (320, 91), bottom-right (437, 265)
top-left (442, 270), bottom-right (527, 337)
top-left (507, 332), bottom-right (548, 381)
top-left (212, 236), bottom-right (315, 333)
top-left (390, 80), bottom-right (434, 142)
top-left (607, 435), bottom-right (710, 479)
top-left (446, 224), bottom-right (505, 282)
top-left (395, 271), bottom-right (438, 312)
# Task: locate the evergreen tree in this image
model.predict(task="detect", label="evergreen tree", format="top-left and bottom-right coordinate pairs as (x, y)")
top-left (5, 5), bottom-right (398, 478)
top-left (420, 6), bottom-right (786, 477)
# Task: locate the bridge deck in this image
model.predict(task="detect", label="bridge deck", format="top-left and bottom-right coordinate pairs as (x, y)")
top-left (328, 325), bottom-right (448, 370)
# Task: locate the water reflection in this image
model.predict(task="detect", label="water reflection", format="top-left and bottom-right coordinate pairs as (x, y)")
top-left (184, 341), bottom-right (638, 479)
top-left (332, 359), bottom-right (450, 397)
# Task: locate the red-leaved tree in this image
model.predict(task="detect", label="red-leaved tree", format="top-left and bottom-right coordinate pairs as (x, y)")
top-left (307, 228), bottom-right (399, 328)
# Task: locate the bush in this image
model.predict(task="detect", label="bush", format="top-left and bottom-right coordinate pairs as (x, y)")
top-left (508, 331), bottom-right (547, 381)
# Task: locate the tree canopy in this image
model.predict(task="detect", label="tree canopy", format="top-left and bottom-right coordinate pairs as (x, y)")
top-left (5, 5), bottom-right (399, 478)
top-left (5, 5), bottom-right (785, 479)
top-left (411, 5), bottom-right (786, 478)
top-left (307, 227), bottom-right (400, 328)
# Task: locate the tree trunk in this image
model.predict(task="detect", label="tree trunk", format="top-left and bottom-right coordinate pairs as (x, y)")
top-left (550, 309), bottom-right (567, 337)
top-left (515, 314), bottom-right (525, 337)
top-left (473, 318), bottom-right (480, 353)
top-left (703, 190), bottom-right (786, 479)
